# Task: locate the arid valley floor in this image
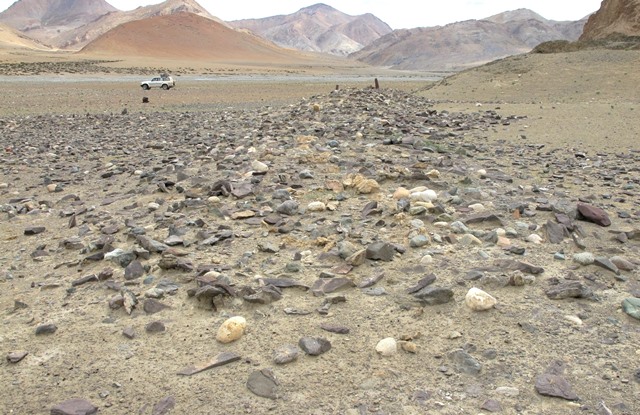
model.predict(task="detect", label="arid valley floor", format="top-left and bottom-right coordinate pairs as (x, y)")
top-left (1, 50), bottom-right (639, 415)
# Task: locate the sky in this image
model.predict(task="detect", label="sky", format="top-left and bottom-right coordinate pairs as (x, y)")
top-left (0, 0), bottom-right (603, 29)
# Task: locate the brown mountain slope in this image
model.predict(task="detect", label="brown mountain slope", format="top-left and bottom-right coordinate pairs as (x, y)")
top-left (350, 10), bottom-right (588, 71)
top-left (54, 0), bottom-right (229, 50)
top-left (580, 0), bottom-right (640, 40)
top-left (229, 3), bottom-right (391, 56)
top-left (0, 0), bottom-right (117, 45)
top-left (0, 22), bottom-right (51, 50)
top-left (79, 11), bottom-right (318, 63)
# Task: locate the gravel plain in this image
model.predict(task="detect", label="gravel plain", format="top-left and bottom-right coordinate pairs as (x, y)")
top-left (1, 51), bottom-right (639, 415)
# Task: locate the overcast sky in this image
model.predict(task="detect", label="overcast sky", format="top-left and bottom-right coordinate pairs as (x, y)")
top-left (0, 0), bottom-right (602, 29)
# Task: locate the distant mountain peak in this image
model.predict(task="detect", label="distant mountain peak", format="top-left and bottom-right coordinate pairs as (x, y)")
top-left (230, 4), bottom-right (391, 56)
top-left (484, 9), bottom-right (548, 24)
top-left (300, 3), bottom-right (338, 13)
top-left (0, 0), bottom-right (117, 31)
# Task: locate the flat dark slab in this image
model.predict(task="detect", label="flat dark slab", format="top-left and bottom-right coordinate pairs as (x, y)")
top-left (177, 351), bottom-right (241, 376)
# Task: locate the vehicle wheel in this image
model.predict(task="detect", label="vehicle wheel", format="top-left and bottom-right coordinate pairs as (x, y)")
top-left (161, 84), bottom-right (169, 90)
top-left (142, 84), bottom-right (150, 90)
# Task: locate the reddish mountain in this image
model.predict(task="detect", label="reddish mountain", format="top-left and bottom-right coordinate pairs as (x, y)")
top-left (79, 11), bottom-right (314, 63)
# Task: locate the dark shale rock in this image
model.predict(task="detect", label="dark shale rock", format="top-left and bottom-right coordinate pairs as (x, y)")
top-left (576, 202), bottom-right (611, 227)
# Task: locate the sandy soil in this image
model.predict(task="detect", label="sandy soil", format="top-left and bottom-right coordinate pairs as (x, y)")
top-left (419, 49), bottom-right (640, 152)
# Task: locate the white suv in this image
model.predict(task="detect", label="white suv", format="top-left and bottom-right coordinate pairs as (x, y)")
top-left (140, 75), bottom-right (175, 90)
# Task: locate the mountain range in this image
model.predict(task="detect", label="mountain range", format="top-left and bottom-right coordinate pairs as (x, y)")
top-left (351, 9), bottom-right (589, 71)
top-left (78, 11), bottom-right (315, 64)
top-left (0, 0), bottom-right (619, 71)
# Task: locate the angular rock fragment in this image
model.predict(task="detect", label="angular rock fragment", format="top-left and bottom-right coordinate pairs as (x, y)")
top-left (231, 183), bottom-right (253, 199)
top-left (409, 235), bottom-right (430, 248)
top-left (124, 260), bottom-right (145, 280)
top-left (494, 259), bottom-right (544, 274)
top-left (594, 257), bottom-right (620, 275)
top-left (345, 249), bottom-right (367, 266)
top-left (137, 235), bottom-right (168, 253)
top-left (299, 337), bottom-right (332, 356)
top-left (6, 351), bottom-right (28, 363)
top-left (555, 213), bottom-right (574, 231)
top-left (151, 396), bottom-right (175, 415)
top-left (481, 399), bottom-right (502, 413)
top-left (122, 327), bottom-right (136, 339)
top-left (109, 295), bottom-right (124, 310)
top-left (104, 249), bottom-right (135, 268)
top-left (406, 274), bottom-right (437, 294)
top-left (577, 202), bottom-right (611, 227)
top-left (143, 298), bottom-right (170, 315)
top-left (448, 349), bottom-right (482, 375)
top-left (545, 281), bottom-right (593, 300)
top-left (361, 200), bottom-right (380, 217)
top-left (622, 298), bottom-right (640, 320)
top-left (358, 273), bottom-right (384, 288)
top-left (51, 398), bottom-right (98, 415)
top-left (24, 226), bottom-right (45, 235)
top-left (535, 373), bottom-right (578, 400)
top-left (610, 256), bottom-right (636, 271)
top-left (283, 308), bottom-right (312, 316)
top-left (122, 289), bottom-right (138, 315)
top-left (276, 200), bottom-right (298, 216)
top-left (243, 285), bottom-right (283, 304)
top-left (158, 255), bottom-right (193, 272)
top-left (545, 220), bottom-right (566, 244)
top-left (319, 323), bottom-right (350, 334)
top-left (35, 323), bottom-right (57, 335)
top-left (258, 278), bottom-right (309, 290)
top-left (273, 344), bottom-right (299, 365)
top-left (145, 321), bottom-right (166, 333)
top-left (231, 210), bottom-right (255, 220)
top-left (311, 277), bottom-right (355, 296)
top-left (247, 369), bottom-right (279, 399)
top-left (412, 286), bottom-right (454, 305)
top-left (177, 352), bottom-right (241, 376)
top-left (365, 242), bottom-right (396, 262)
top-left (464, 212), bottom-right (503, 226)
top-left (97, 268), bottom-right (113, 281)
top-left (71, 274), bottom-right (98, 287)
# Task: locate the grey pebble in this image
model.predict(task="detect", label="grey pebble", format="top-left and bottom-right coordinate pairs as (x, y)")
top-left (299, 337), bottom-right (332, 356)
top-left (35, 323), bottom-right (57, 335)
top-left (273, 344), bottom-right (299, 364)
